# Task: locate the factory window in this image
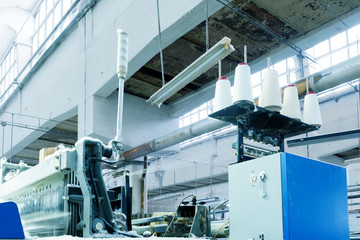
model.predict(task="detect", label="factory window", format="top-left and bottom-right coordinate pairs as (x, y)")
top-left (32, 0), bottom-right (78, 62)
top-left (179, 100), bottom-right (214, 128)
top-left (178, 23), bottom-right (360, 131)
top-left (306, 24), bottom-right (360, 74)
top-left (0, 46), bottom-right (18, 105)
top-left (0, 0), bottom-right (84, 108)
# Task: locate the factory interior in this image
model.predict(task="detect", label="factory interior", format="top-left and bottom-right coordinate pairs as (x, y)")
top-left (1, 0), bottom-right (360, 239)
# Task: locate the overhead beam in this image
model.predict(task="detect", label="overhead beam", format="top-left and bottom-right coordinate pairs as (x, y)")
top-left (287, 129), bottom-right (360, 147)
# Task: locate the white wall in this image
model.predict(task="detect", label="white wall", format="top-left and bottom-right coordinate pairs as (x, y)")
top-left (0, 0), bottom-right (224, 158)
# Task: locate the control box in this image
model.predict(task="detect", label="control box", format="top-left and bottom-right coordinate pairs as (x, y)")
top-left (229, 153), bottom-right (349, 240)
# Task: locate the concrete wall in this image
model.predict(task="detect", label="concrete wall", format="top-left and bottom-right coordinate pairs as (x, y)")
top-left (0, 0), bottom-right (224, 158)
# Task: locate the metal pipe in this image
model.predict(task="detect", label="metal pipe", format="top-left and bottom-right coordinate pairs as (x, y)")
top-left (115, 30), bottom-right (129, 144)
top-left (212, 199), bottom-right (229, 220)
top-left (348, 194), bottom-right (360, 199)
top-left (140, 155), bottom-right (148, 213)
top-left (116, 77), bottom-right (125, 143)
top-left (348, 185), bottom-right (360, 192)
top-left (297, 55), bottom-right (360, 94)
top-left (121, 118), bottom-right (228, 161)
top-left (122, 55), bottom-right (360, 163)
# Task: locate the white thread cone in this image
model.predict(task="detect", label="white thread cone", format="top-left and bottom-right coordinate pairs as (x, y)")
top-left (214, 76), bottom-right (232, 112)
top-left (233, 63), bottom-right (253, 103)
top-left (281, 85), bottom-right (301, 120)
top-left (261, 69), bottom-right (282, 112)
top-left (303, 92), bottom-right (322, 126)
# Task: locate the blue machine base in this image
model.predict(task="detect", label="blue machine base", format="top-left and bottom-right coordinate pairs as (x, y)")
top-left (0, 202), bottom-right (25, 239)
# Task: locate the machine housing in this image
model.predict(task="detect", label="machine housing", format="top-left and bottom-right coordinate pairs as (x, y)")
top-left (229, 153), bottom-right (349, 239)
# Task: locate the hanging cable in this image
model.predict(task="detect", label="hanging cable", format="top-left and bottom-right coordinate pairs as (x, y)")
top-left (218, 61), bottom-right (221, 77)
top-left (213, 221), bottom-right (229, 239)
top-left (156, 0), bottom-right (166, 86)
top-left (164, 194), bottom-right (195, 236)
top-left (216, 0), bottom-right (319, 65)
top-left (316, 0), bottom-right (350, 29)
top-left (205, 0), bottom-right (209, 51)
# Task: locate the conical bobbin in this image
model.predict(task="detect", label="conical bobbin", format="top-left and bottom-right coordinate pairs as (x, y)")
top-left (303, 92), bottom-right (322, 127)
top-left (233, 63), bottom-right (254, 104)
top-left (261, 69), bottom-right (282, 112)
top-left (281, 85), bottom-right (301, 120)
top-left (214, 76), bottom-right (232, 112)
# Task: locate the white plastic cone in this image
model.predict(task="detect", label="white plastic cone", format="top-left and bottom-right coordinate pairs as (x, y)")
top-left (261, 69), bottom-right (282, 112)
top-left (214, 76), bottom-right (232, 112)
top-left (281, 85), bottom-right (301, 120)
top-left (303, 92), bottom-right (322, 126)
top-left (233, 63), bottom-right (253, 104)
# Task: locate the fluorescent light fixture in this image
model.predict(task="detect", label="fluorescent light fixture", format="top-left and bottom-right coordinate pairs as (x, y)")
top-left (147, 37), bottom-right (235, 107)
top-left (150, 192), bottom-right (184, 201)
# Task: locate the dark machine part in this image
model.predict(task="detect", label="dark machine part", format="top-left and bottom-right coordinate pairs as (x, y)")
top-left (164, 204), bottom-right (211, 238)
top-left (124, 172), bottom-right (132, 231)
top-left (107, 172), bottom-right (133, 231)
top-left (209, 101), bottom-right (319, 162)
top-left (86, 141), bottom-right (118, 234)
top-left (69, 139), bottom-right (120, 236)
top-left (66, 139), bottom-right (140, 237)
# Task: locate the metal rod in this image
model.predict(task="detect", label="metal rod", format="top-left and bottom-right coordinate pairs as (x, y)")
top-left (288, 129), bottom-right (360, 147)
top-left (306, 77), bottom-right (309, 93)
top-left (267, 57), bottom-right (271, 70)
top-left (116, 77), bottom-right (125, 142)
top-left (205, 0), bottom-right (209, 51)
top-left (348, 194), bottom-right (360, 199)
top-left (218, 61), bottom-right (221, 77)
top-left (10, 113), bottom-right (13, 163)
top-left (115, 30), bottom-right (128, 144)
top-left (83, 16), bottom-right (87, 137)
top-left (212, 199), bottom-right (229, 220)
top-left (1, 125), bottom-right (4, 156)
top-left (348, 186), bottom-right (360, 192)
top-left (244, 45), bottom-right (247, 63)
top-left (237, 120), bottom-right (244, 163)
top-left (156, 0), bottom-right (166, 86)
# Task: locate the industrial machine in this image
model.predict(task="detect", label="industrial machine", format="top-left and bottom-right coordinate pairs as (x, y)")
top-left (229, 153), bottom-right (349, 239)
top-left (0, 138), bottom-right (132, 238)
top-left (210, 100), bottom-right (350, 239)
top-left (131, 197), bottom-right (212, 238)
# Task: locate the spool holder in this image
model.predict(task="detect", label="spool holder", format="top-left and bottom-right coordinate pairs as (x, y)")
top-left (209, 101), bottom-right (319, 163)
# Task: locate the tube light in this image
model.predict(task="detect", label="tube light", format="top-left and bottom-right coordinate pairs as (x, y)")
top-left (150, 192), bottom-right (184, 201)
top-left (147, 37), bottom-right (235, 107)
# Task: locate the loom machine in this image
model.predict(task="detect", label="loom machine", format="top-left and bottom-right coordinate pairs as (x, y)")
top-left (0, 30), bottom-right (135, 238)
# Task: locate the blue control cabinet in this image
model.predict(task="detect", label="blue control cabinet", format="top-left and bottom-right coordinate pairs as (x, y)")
top-left (229, 153), bottom-right (349, 240)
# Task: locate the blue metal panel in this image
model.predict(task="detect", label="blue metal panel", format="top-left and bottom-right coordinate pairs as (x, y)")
top-left (0, 201), bottom-right (25, 239)
top-left (281, 153), bottom-right (349, 240)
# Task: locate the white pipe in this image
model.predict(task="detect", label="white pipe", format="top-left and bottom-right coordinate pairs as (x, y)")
top-left (115, 29), bottom-right (129, 144)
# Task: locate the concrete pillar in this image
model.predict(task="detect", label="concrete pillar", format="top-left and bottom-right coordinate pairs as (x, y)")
top-left (78, 91), bottom-right (178, 148)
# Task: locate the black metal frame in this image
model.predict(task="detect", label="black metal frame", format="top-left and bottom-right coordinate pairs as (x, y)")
top-left (209, 101), bottom-right (319, 163)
